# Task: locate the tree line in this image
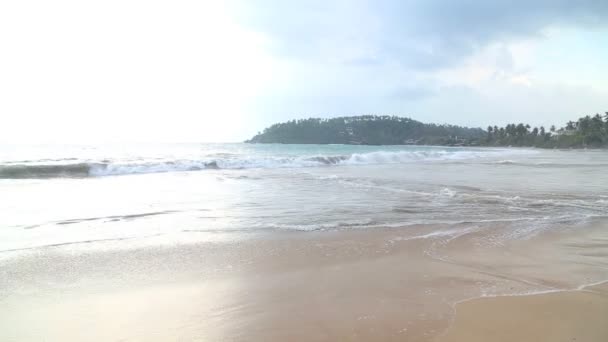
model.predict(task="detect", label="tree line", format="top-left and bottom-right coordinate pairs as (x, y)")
top-left (247, 113), bottom-right (608, 148)
top-left (484, 112), bottom-right (608, 148)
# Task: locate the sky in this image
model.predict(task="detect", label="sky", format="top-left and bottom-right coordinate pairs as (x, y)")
top-left (1, 0), bottom-right (607, 143)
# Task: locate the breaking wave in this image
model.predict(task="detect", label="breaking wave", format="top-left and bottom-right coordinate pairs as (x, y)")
top-left (0, 149), bottom-right (530, 179)
top-left (0, 163), bottom-right (96, 179)
top-left (0, 161), bottom-right (222, 179)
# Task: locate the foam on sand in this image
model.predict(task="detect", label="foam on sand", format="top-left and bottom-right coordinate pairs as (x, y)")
top-left (438, 282), bottom-right (608, 342)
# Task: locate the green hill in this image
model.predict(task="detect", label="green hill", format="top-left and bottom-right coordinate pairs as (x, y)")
top-left (246, 115), bottom-right (485, 146)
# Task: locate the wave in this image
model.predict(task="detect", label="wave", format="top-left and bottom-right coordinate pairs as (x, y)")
top-left (0, 163), bottom-right (95, 179)
top-left (486, 160), bottom-right (608, 168)
top-left (0, 161), bottom-right (221, 179)
top-left (305, 155), bottom-right (350, 164)
top-left (0, 149), bottom-right (532, 179)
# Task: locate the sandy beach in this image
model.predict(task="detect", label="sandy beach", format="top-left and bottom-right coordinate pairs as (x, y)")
top-left (2, 218), bottom-right (608, 341)
top-left (439, 283), bottom-right (608, 342)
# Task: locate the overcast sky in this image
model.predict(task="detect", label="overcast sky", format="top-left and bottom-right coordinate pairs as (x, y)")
top-left (1, 0), bottom-right (607, 143)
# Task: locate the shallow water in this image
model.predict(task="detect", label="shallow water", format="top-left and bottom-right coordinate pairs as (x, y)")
top-left (1, 143), bottom-right (608, 253)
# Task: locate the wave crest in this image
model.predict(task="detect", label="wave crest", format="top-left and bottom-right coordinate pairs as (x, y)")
top-left (0, 149), bottom-right (528, 178)
top-left (0, 163), bottom-right (96, 179)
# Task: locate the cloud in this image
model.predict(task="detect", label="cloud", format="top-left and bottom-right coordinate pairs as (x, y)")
top-left (234, 0), bottom-right (608, 70)
top-left (2, 1), bottom-right (606, 142)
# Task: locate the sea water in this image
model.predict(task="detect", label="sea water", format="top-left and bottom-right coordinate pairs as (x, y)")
top-left (1, 143), bottom-right (608, 254)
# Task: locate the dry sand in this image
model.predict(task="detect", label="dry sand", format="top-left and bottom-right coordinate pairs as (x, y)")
top-left (438, 283), bottom-right (608, 342)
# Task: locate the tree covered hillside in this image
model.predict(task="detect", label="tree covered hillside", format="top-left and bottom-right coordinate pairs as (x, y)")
top-left (246, 115), bottom-right (485, 145)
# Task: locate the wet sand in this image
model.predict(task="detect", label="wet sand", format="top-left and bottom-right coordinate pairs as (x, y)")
top-left (439, 283), bottom-right (608, 342)
top-left (1, 220), bottom-right (608, 341)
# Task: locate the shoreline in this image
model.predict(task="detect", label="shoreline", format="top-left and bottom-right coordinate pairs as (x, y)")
top-left (451, 278), bottom-right (608, 307)
top-left (438, 282), bottom-right (608, 342)
top-left (2, 221), bottom-right (608, 341)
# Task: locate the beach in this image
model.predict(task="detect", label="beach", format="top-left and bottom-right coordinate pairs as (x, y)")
top-left (4, 0), bottom-right (608, 338)
top-left (1, 144), bottom-right (608, 341)
top-left (439, 283), bottom-right (608, 342)
top-left (2, 219), bottom-right (608, 341)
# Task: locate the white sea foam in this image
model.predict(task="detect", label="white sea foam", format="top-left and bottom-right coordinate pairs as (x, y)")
top-left (1, 148), bottom-right (534, 178)
top-left (260, 218), bottom-right (377, 231)
top-left (439, 188), bottom-right (457, 197)
top-left (391, 228), bottom-right (468, 241)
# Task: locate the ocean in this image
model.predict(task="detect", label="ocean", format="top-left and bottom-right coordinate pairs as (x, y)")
top-left (1, 143), bottom-right (608, 253)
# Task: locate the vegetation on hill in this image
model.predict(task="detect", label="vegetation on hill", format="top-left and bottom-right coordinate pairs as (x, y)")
top-left (247, 113), bottom-right (608, 148)
top-left (246, 115), bottom-right (485, 145)
top-left (483, 113), bottom-right (608, 148)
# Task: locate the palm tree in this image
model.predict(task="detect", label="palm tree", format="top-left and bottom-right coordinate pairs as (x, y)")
top-left (578, 116), bottom-right (591, 133)
top-left (516, 123), bottom-right (526, 137)
top-left (592, 114), bottom-right (603, 130)
top-left (566, 121), bottom-right (575, 130)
